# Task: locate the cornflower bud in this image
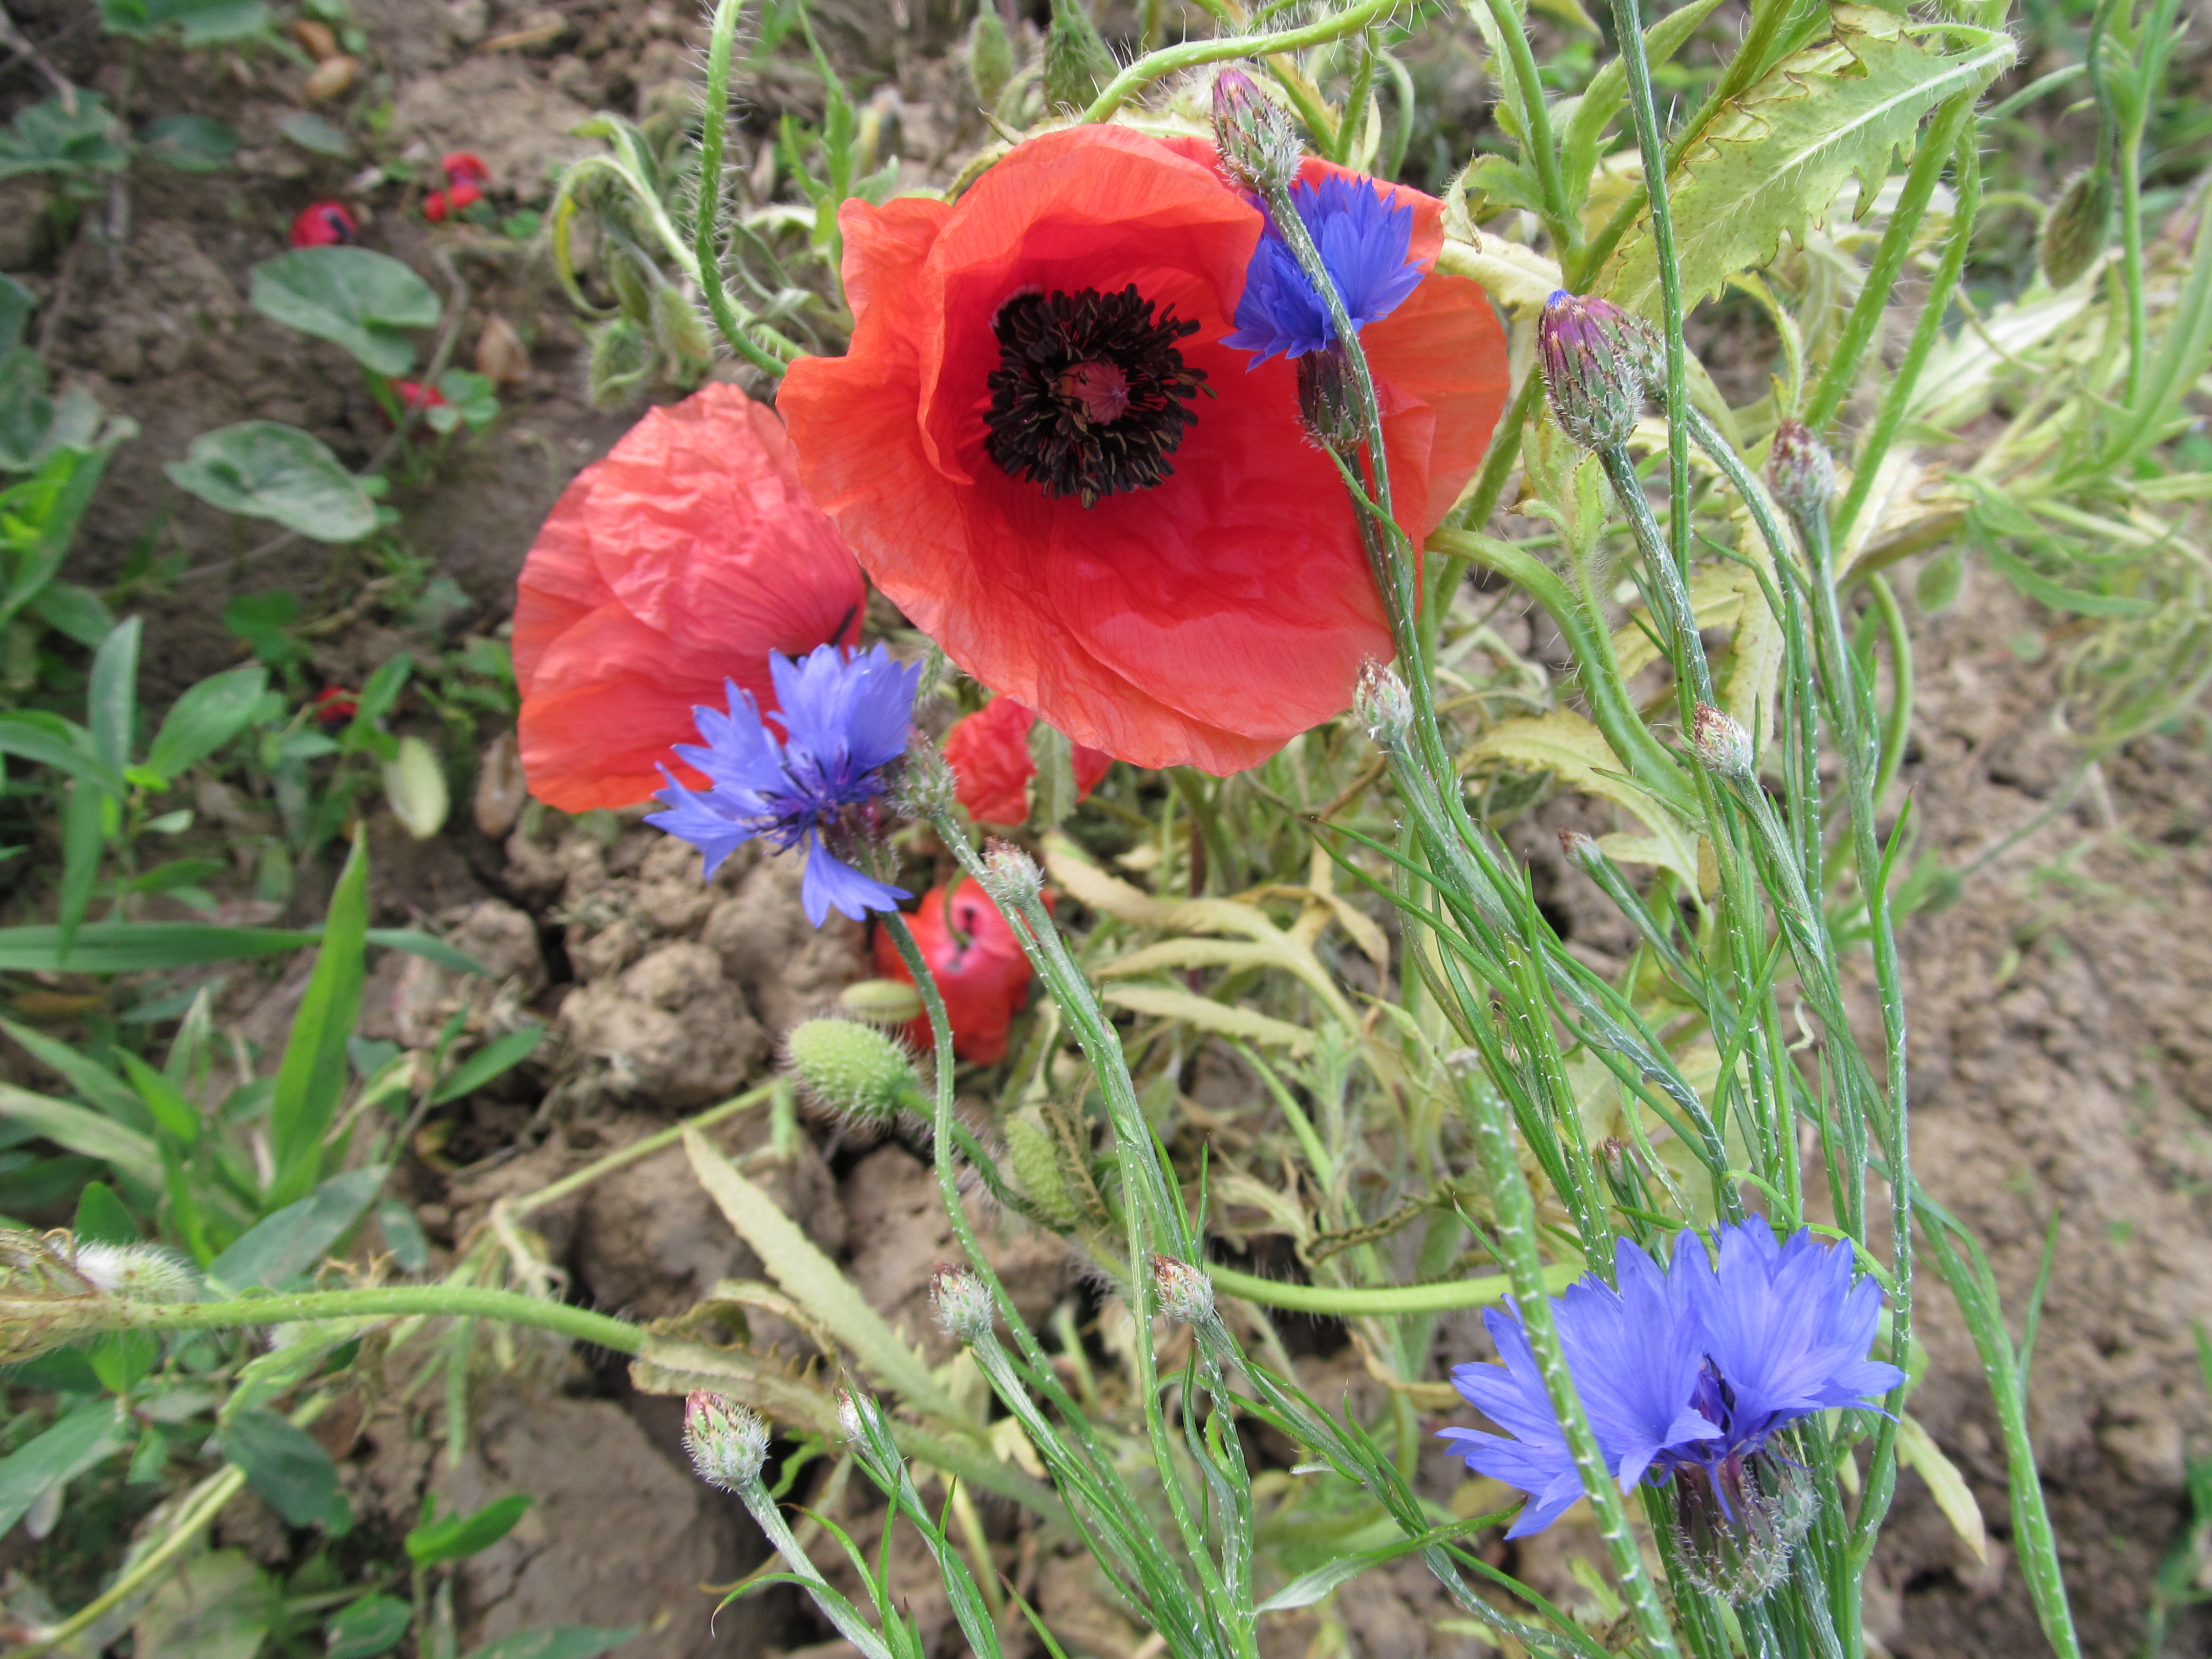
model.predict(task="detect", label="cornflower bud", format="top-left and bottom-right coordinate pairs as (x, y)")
top-left (1354, 660), bottom-right (1413, 748)
top-left (1672, 1450), bottom-right (1819, 1602)
top-left (836, 1387), bottom-right (867, 1445)
top-left (1537, 291), bottom-right (1656, 451)
top-left (683, 1393), bottom-right (770, 1491)
top-left (894, 735), bottom-right (959, 825)
top-left (1149, 1254), bottom-right (1216, 1326)
top-left (785, 1018), bottom-right (924, 1128)
top-left (930, 1263), bottom-right (994, 1343)
top-left (1766, 418), bottom-right (1836, 521)
top-left (1209, 66), bottom-right (1302, 196)
top-left (977, 840), bottom-right (1045, 910)
top-left (1295, 344), bottom-right (1364, 453)
top-left (1557, 828), bottom-right (1602, 872)
top-left (1690, 703), bottom-right (1754, 782)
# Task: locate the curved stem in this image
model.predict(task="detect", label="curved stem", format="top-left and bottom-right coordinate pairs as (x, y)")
top-left (696, 0), bottom-right (792, 378)
top-left (82, 1286), bottom-right (643, 1352)
top-left (1081, 0), bottom-right (1402, 120)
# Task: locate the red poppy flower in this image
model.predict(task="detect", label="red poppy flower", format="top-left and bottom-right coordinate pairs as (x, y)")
top-left (781, 124), bottom-right (1508, 775)
top-left (513, 382), bottom-right (867, 812)
top-left (942, 695), bottom-right (1113, 825)
top-left (310, 684), bottom-right (358, 731)
top-left (289, 201), bottom-right (356, 247)
top-left (442, 151), bottom-right (491, 188)
top-left (873, 878), bottom-right (1034, 1064)
top-left (391, 380), bottom-right (446, 411)
top-left (423, 182), bottom-right (482, 223)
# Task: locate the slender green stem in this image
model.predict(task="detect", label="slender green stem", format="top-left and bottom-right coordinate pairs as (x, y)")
top-left (1333, 32), bottom-right (1376, 165)
top-left (84, 1286), bottom-right (643, 1352)
top-left (1597, 443), bottom-right (1715, 711)
top-left (1481, 0), bottom-right (1574, 247)
top-left (695, 0), bottom-right (790, 378)
top-left (735, 1473), bottom-right (894, 1659)
top-left (1079, 0), bottom-right (1402, 121)
top-left (1208, 1258), bottom-right (1578, 1314)
top-left (2116, 113), bottom-right (2148, 406)
top-left (1868, 571), bottom-right (1913, 810)
top-left (511, 1084), bottom-right (772, 1219)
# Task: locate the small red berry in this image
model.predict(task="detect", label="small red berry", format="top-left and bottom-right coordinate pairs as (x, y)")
top-left (289, 201), bottom-right (356, 247)
top-left (441, 150), bottom-right (491, 188)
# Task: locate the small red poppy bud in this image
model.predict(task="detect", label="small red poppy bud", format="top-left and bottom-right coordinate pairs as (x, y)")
top-left (311, 685), bottom-right (359, 731)
top-left (447, 180), bottom-right (483, 214)
top-left (872, 877), bottom-right (1035, 1065)
top-left (442, 150), bottom-right (491, 188)
top-left (1538, 290), bottom-right (1657, 451)
top-left (1765, 418), bottom-right (1836, 521)
top-left (289, 200), bottom-right (356, 248)
top-left (1209, 66), bottom-right (1303, 196)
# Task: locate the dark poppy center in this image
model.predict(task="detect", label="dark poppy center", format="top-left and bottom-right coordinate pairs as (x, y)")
top-left (983, 285), bottom-right (1207, 508)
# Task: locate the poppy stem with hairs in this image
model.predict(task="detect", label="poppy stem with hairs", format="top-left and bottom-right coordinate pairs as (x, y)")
top-left (697, 0), bottom-right (793, 378)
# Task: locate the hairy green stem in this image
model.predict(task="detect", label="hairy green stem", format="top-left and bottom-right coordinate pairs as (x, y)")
top-left (1080, 0), bottom-right (1402, 121)
top-left (695, 0), bottom-right (791, 377)
top-left (77, 1285), bottom-right (642, 1352)
top-left (1480, 0), bottom-right (1574, 246)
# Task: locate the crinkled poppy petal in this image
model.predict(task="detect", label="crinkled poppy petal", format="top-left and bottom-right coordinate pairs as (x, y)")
top-left (944, 697), bottom-right (1039, 825)
top-left (514, 385), bottom-right (865, 812)
top-left (872, 880), bottom-right (1034, 1063)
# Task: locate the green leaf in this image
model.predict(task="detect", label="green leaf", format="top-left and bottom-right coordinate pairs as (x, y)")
top-left (0, 1014), bottom-right (150, 1128)
top-left (133, 1551), bottom-right (275, 1659)
top-left (144, 666), bottom-right (270, 785)
top-left (267, 833), bottom-right (369, 1204)
top-left (405, 1493), bottom-right (534, 1566)
top-left (88, 615), bottom-right (140, 774)
top-left (118, 1050), bottom-right (202, 1141)
top-left (278, 111), bottom-right (352, 158)
top-left (461, 1628), bottom-right (637, 1659)
top-left (166, 422), bottom-right (377, 543)
top-left (58, 776), bottom-right (107, 961)
top-left (73, 1179), bottom-right (138, 1242)
top-left (1982, 540), bottom-right (2157, 618)
top-left (248, 247), bottom-right (438, 375)
top-left (326, 1596), bottom-right (412, 1659)
top-left (220, 1408), bottom-right (352, 1532)
top-left (0, 1400), bottom-right (127, 1536)
top-left (0, 273), bottom-right (31, 351)
top-left (374, 1197), bottom-right (428, 1272)
top-left (206, 1164), bottom-right (389, 1288)
top-left (428, 1025), bottom-right (546, 1107)
top-left (140, 114), bottom-right (238, 172)
top-left (28, 581), bottom-right (115, 646)
top-left (1254, 1513), bottom-right (1509, 1612)
top-left (0, 714), bottom-right (122, 797)
top-left (0, 1082), bottom-right (162, 1186)
top-left (353, 653), bottom-right (413, 725)
top-left (2, 445), bottom-right (112, 621)
top-left (0, 921), bottom-right (486, 974)
top-left (1599, 8), bottom-right (2015, 317)
top-left (0, 94), bottom-right (126, 183)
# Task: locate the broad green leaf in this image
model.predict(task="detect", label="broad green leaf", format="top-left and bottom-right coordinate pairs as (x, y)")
top-left (278, 111), bottom-right (352, 157)
top-left (206, 1164), bottom-right (389, 1287)
top-left (73, 1180), bottom-right (138, 1242)
top-left (133, 1551), bottom-right (275, 1659)
top-left (220, 1408), bottom-right (352, 1532)
top-left (1599, 8), bottom-right (2014, 317)
top-left (405, 1493), bottom-right (533, 1566)
top-left (1, 445), bottom-right (112, 622)
top-left (140, 114), bottom-right (238, 171)
top-left (374, 1197), bottom-right (428, 1272)
top-left (1465, 709), bottom-right (1701, 889)
top-left (0, 1400), bottom-right (126, 1536)
top-left (428, 1025), bottom-right (546, 1107)
top-left (88, 616), bottom-right (140, 774)
top-left (248, 247), bottom-right (438, 375)
top-left (166, 422), bottom-right (377, 543)
top-left (0, 1082), bottom-right (162, 1186)
top-left (28, 580), bottom-right (115, 646)
top-left (267, 833), bottom-right (370, 1203)
top-left (144, 666), bottom-right (270, 784)
top-left (0, 715), bottom-right (121, 797)
top-left (326, 1596), bottom-right (412, 1659)
top-left (0, 94), bottom-right (126, 182)
top-left (462, 1629), bottom-right (637, 1659)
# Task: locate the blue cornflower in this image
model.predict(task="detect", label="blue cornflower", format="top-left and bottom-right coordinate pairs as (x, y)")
top-left (646, 643), bottom-right (919, 927)
top-left (1219, 175), bottom-right (1424, 366)
top-left (1441, 1220), bottom-right (1902, 1546)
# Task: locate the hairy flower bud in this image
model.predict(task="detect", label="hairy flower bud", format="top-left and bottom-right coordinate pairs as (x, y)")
top-left (1295, 343), bottom-right (1364, 453)
top-left (586, 315), bottom-right (650, 411)
top-left (1690, 704), bottom-right (1754, 781)
top-left (1210, 66), bottom-right (1303, 197)
top-left (1354, 660), bottom-right (1413, 748)
top-left (1149, 1254), bottom-right (1216, 1326)
top-left (1004, 1107), bottom-right (1081, 1230)
top-left (1538, 291), bottom-right (1655, 451)
top-left (2040, 167), bottom-right (2111, 290)
top-left (684, 1393), bottom-right (770, 1491)
top-left (894, 735), bottom-right (959, 824)
top-left (930, 1263), bottom-right (995, 1343)
top-left (977, 840), bottom-right (1045, 910)
top-left (786, 1018), bottom-right (924, 1128)
top-left (1766, 418), bottom-right (1836, 521)
top-left (1671, 1450), bottom-right (1817, 1603)
top-left (1043, 0), bottom-right (1115, 112)
top-left (966, 3), bottom-right (1015, 108)
top-left (72, 1241), bottom-right (199, 1303)
top-left (836, 976), bottom-right (926, 1025)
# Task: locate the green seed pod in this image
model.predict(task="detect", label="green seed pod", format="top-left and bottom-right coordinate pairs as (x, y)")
top-left (837, 976), bottom-right (925, 1025)
top-left (586, 315), bottom-right (650, 410)
top-left (967, 3), bottom-right (1015, 108)
top-left (786, 1018), bottom-right (924, 1128)
top-left (2040, 167), bottom-right (2111, 290)
top-left (651, 280), bottom-right (715, 372)
top-left (1043, 0), bottom-right (1115, 112)
top-left (1005, 1106), bottom-right (1081, 1229)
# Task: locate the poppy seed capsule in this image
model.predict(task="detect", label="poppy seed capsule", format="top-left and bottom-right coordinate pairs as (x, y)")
top-left (786, 1018), bottom-right (924, 1127)
top-left (683, 1393), bottom-right (770, 1491)
top-left (930, 1263), bottom-right (994, 1343)
top-left (1766, 418), bottom-right (1837, 520)
top-left (1538, 291), bottom-right (1656, 451)
top-left (1209, 66), bottom-right (1302, 196)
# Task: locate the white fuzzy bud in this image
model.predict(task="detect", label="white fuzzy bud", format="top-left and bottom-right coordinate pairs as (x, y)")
top-left (683, 1393), bottom-right (770, 1491)
top-left (1691, 704), bottom-right (1754, 782)
top-left (1150, 1254), bottom-right (1217, 1326)
top-left (929, 1263), bottom-right (994, 1344)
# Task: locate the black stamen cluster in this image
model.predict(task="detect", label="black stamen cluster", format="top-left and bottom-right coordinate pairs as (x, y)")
top-left (984, 286), bottom-right (1206, 508)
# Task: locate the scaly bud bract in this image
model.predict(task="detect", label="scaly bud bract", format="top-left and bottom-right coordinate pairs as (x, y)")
top-left (929, 1263), bottom-right (994, 1343)
top-left (978, 840), bottom-right (1045, 910)
top-left (1210, 66), bottom-right (1303, 197)
top-left (1671, 1450), bottom-right (1817, 1603)
top-left (1766, 418), bottom-right (1836, 521)
top-left (894, 735), bottom-right (959, 824)
top-left (1150, 1254), bottom-right (1217, 1326)
top-left (1691, 703), bottom-right (1755, 781)
top-left (1538, 291), bottom-right (1656, 451)
top-left (786, 1018), bottom-right (925, 1128)
top-left (683, 1393), bottom-right (770, 1491)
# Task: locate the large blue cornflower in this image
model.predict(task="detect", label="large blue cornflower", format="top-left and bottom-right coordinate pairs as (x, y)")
top-left (1441, 1220), bottom-right (1902, 1551)
top-left (647, 643), bottom-right (919, 927)
top-left (1220, 175), bottom-right (1424, 366)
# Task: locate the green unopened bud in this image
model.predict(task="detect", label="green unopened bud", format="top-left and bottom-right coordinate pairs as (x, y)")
top-left (1005, 1107), bottom-right (1080, 1229)
top-left (837, 976), bottom-right (925, 1025)
top-left (1538, 290), bottom-right (1656, 451)
top-left (967, 3), bottom-right (1015, 107)
top-left (2040, 167), bottom-right (2111, 289)
top-left (1354, 660), bottom-right (1412, 748)
top-left (1149, 1254), bottom-right (1216, 1326)
top-left (650, 280), bottom-right (714, 370)
top-left (1295, 343), bottom-right (1363, 452)
top-left (72, 1242), bottom-right (198, 1302)
top-left (929, 1263), bottom-right (994, 1343)
top-left (586, 315), bottom-right (650, 410)
top-left (1557, 828), bottom-right (1601, 870)
top-left (683, 1393), bottom-right (770, 1491)
top-left (894, 736), bottom-right (958, 823)
top-left (1671, 1450), bottom-right (1817, 1603)
top-left (1766, 418), bottom-right (1836, 521)
top-left (1042, 0), bottom-right (1115, 112)
top-left (979, 840), bottom-right (1044, 910)
top-left (786, 1018), bottom-right (924, 1127)
top-left (1209, 65), bottom-right (1302, 196)
top-left (1690, 703), bottom-right (1754, 781)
